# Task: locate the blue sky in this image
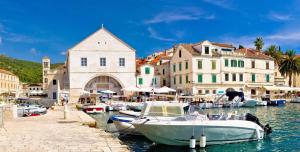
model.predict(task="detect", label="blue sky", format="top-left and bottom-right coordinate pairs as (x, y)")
top-left (0, 0), bottom-right (300, 63)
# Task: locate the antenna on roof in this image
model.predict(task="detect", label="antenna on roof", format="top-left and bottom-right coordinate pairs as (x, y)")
top-left (101, 24), bottom-right (104, 28)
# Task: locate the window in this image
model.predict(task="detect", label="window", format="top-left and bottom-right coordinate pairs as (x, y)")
top-left (205, 90), bottom-right (210, 94)
top-left (81, 58), bottom-right (87, 66)
top-left (138, 78), bottom-right (143, 85)
top-left (252, 74), bottom-right (256, 82)
top-left (162, 69), bottom-right (165, 75)
top-left (251, 89), bottom-right (256, 95)
top-left (185, 74), bottom-right (189, 83)
top-left (231, 60), bottom-right (237, 67)
top-left (251, 61), bottom-right (255, 68)
top-left (225, 73), bottom-right (229, 81)
top-left (198, 60), bottom-right (202, 69)
top-left (185, 61), bottom-right (188, 69)
top-left (198, 74), bottom-right (203, 83)
top-left (173, 64), bottom-right (176, 72)
top-left (53, 92), bottom-right (57, 100)
top-left (179, 50), bottom-right (182, 58)
top-left (225, 59), bottom-right (229, 67)
top-left (266, 62), bottom-right (269, 69)
top-left (266, 90), bottom-right (270, 94)
top-left (212, 74), bottom-right (217, 83)
top-left (44, 70), bottom-right (47, 76)
top-left (43, 62), bottom-right (49, 68)
top-left (205, 46), bottom-right (209, 54)
top-left (179, 75), bottom-right (182, 84)
top-left (240, 60), bottom-right (244, 67)
top-left (198, 90), bottom-right (202, 94)
top-left (163, 79), bottom-right (166, 86)
top-left (212, 60), bottom-right (216, 70)
top-left (145, 67), bottom-right (150, 74)
top-left (119, 58), bottom-right (125, 67)
top-left (212, 90), bottom-right (216, 94)
top-left (239, 74), bottom-right (243, 82)
top-left (173, 76), bottom-right (176, 85)
top-left (179, 62), bottom-right (182, 71)
top-left (44, 78), bottom-right (48, 83)
top-left (53, 79), bottom-right (57, 85)
top-left (266, 74), bottom-right (270, 82)
top-left (100, 57), bottom-right (106, 66)
top-left (232, 73), bottom-right (236, 81)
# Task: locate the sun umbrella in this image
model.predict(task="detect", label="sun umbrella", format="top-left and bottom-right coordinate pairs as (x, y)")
top-left (100, 90), bottom-right (116, 94)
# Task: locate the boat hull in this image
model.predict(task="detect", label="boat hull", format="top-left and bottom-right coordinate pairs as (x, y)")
top-left (242, 100), bottom-right (257, 107)
top-left (268, 100), bottom-right (286, 106)
top-left (133, 120), bottom-right (264, 146)
top-left (256, 101), bottom-right (267, 106)
top-left (111, 115), bottom-right (140, 135)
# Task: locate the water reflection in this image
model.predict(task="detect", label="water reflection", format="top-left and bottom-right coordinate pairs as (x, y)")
top-left (90, 103), bottom-right (300, 152)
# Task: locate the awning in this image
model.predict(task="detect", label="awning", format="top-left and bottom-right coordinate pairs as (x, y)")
top-left (263, 85), bottom-right (294, 91)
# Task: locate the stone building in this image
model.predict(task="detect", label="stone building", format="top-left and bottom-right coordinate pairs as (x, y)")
top-left (0, 69), bottom-right (20, 98)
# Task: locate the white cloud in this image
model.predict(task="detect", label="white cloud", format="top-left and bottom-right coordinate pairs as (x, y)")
top-left (60, 51), bottom-right (67, 55)
top-left (202, 0), bottom-right (233, 9)
top-left (147, 27), bottom-right (176, 42)
top-left (268, 12), bottom-right (292, 21)
top-left (29, 48), bottom-right (38, 55)
top-left (144, 7), bottom-right (214, 24)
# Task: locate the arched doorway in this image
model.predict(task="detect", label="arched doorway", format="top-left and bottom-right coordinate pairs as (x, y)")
top-left (84, 76), bottom-right (123, 94)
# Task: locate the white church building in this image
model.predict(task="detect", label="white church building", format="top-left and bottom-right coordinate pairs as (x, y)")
top-left (43, 27), bottom-right (136, 103)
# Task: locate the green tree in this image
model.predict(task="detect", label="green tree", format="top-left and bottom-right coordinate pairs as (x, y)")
top-left (254, 37), bottom-right (264, 51)
top-left (238, 45), bottom-right (244, 49)
top-left (279, 50), bottom-right (300, 87)
top-left (265, 45), bottom-right (283, 65)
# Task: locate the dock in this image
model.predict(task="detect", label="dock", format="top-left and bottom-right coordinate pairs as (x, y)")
top-left (0, 106), bottom-right (129, 152)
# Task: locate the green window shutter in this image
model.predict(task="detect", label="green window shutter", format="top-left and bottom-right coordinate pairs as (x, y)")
top-left (138, 78), bottom-right (143, 85)
top-left (212, 61), bottom-right (216, 70)
top-left (238, 60), bottom-right (241, 67)
top-left (231, 60), bottom-right (234, 67)
top-left (185, 61), bottom-right (188, 69)
top-left (212, 74), bottom-right (217, 83)
top-left (179, 62), bottom-right (182, 71)
top-left (145, 67), bottom-right (150, 74)
top-left (225, 59), bottom-right (228, 67)
top-left (186, 74), bottom-right (189, 83)
top-left (266, 74), bottom-right (270, 82)
top-left (179, 75), bottom-right (182, 84)
top-left (198, 74), bottom-right (203, 83)
top-left (241, 61), bottom-right (244, 67)
top-left (198, 60), bottom-right (202, 69)
top-left (173, 64), bottom-right (176, 72)
top-left (252, 74), bottom-right (255, 82)
top-left (173, 76), bottom-right (176, 84)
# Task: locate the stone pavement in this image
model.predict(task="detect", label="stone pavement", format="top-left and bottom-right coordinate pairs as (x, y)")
top-left (0, 106), bottom-right (129, 152)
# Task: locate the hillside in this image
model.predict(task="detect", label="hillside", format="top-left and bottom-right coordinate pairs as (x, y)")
top-left (0, 55), bottom-right (63, 84)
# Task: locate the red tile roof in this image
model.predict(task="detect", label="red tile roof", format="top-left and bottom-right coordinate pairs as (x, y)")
top-left (236, 48), bottom-right (273, 60)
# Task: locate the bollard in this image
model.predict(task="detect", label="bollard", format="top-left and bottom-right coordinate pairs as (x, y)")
top-left (64, 104), bottom-right (69, 119)
top-left (12, 105), bottom-right (18, 118)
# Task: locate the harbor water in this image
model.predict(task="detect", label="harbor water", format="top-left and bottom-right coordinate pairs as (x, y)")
top-left (90, 103), bottom-right (300, 152)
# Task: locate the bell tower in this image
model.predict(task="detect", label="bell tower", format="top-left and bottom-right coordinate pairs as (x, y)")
top-left (42, 56), bottom-right (50, 90)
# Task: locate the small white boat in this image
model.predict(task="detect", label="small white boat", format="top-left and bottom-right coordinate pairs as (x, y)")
top-left (199, 102), bottom-right (213, 109)
top-left (242, 98), bottom-right (257, 107)
top-left (132, 113), bottom-right (272, 146)
top-left (256, 100), bottom-right (267, 106)
top-left (110, 115), bottom-right (140, 135)
top-left (82, 104), bottom-right (105, 114)
top-left (291, 97), bottom-right (300, 103)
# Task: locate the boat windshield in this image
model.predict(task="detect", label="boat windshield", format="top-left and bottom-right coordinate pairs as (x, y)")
top-left (144, 105), bottom-right (183, 117)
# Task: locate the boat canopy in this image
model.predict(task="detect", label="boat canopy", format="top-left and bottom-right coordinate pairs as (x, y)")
top-left (141, 101), bottom-right (186, 117)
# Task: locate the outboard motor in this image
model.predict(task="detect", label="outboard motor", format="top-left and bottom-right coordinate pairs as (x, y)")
top-left (245, 113), bottom-right (272, 135)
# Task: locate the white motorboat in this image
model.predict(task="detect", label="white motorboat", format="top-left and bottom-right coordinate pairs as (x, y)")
top-left (199, 102), bottom-right (213, 109)
top-left (291, 97), bottom-right (300, 103)
top-left (119, 110), bottom-right (140, 117)
top-left (82, 104), bottom-right (105, 114)
top-left (242, 98), bottom-right (257, 107)
top-left (132, 113), bottom-right (272, 146)
top-left (108, 101), bottom-right (188, 135)
top-left (256, 100), bottom-right (267, 106)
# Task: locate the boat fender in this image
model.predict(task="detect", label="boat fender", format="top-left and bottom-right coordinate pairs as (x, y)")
top-left (189, 136), bottom-right (196, 149)
top-left (199, 134), bottom-right (206, 148)
top-left (263, 124), bottom-right (272, 135)
top-left (107, 118), bottom-right (113, 124)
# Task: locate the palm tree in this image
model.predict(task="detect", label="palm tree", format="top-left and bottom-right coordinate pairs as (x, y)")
top-left (279, 50), bottom-right (300, 87)
top-left (265, 45), bottom-right (283, 65)
top-left (254, 37), bottom-right (264, 51)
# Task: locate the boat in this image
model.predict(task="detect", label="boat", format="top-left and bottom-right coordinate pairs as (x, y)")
top-left (119, 110), bottom-right (141, 117)
top-left (108, 101), bottom-right (188, 135)
top-left (111, 103), bottom-right (128, 111)
top-left (128, 103), bottom-right (144, 111)
top-left (223, 91), bottom-right (244, 108)
top-left (132, 113), bottom-right (272, 146)
top-left (268, 99), bottom-right (286, 106)
top-left (256, 100), bottom-right (267, 106)
top-left (291, 97), bottom-right (300, 103)
top-left (242, 97), bottom-right (257, 107)
top-left (82, 104), bottom-right (105, 114)
top-left (18, 104), bottom-right (47, 117)
top-left (198, 102), bottom-right (213, 109)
